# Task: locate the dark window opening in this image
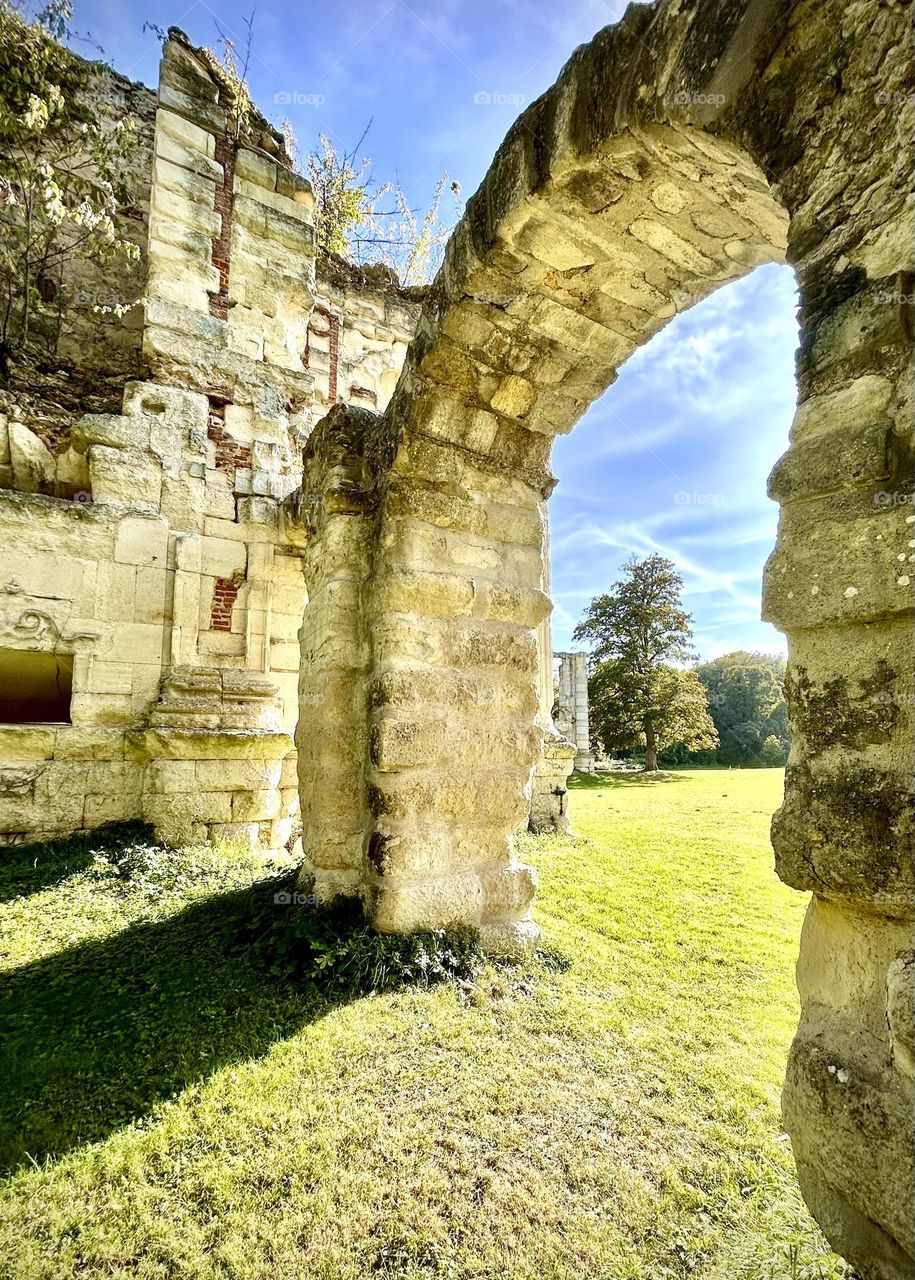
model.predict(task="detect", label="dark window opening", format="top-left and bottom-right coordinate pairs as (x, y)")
top-left (0, 648), bottom-right (73, 723)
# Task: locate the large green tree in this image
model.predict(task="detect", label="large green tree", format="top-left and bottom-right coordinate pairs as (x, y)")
top-left (574, 554), bottom-right (718, 771)
top-left (696, 651), bottom-right (789, 765)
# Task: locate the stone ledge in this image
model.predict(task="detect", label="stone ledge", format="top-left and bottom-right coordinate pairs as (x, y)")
top-left (126, 728), bottom-right (294, 760)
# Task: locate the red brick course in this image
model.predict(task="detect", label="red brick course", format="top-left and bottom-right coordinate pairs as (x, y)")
top-left (210, 575), bottom-right (243, 631)
top-left (207, 403), bottom-right (252, 472)
top-left (209, 135), bottom-right (236, 320)
top-left (304, 307), bottom-right (340, 404)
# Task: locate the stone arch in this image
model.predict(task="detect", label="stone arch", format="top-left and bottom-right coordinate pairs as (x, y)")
top-left (293, 2), bottom-right (913, 1273)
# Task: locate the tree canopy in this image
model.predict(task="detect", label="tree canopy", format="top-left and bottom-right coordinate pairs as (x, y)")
top-left (574, 554), bottom-right (717, 771)
top-left (696, 651), bottom-right (789, 765)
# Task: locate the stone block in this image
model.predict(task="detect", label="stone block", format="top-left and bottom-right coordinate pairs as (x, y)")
top-left (129, 729), bottom-right (293, 762)
top-left (150, 217), bottom-right (215, 263)
top-left (95, 562), bottom-right (137, 622)
top-left (234, 148), bottom-right (276, 190)
top-left (155, 130), bottom-right (223, 183)
top-left (369, 870), bottom-right (484, 933)
top-left (146, 265), bottom-right (219, 311)
top-left (157, 82), bottom-right (224, 134)
top-left (160, 474), bottom-right (206, 532)
top-left (88, 660), bottom-right (134, 696)
top-left (115, 514), bottom-right (169, 567)
top-left (236, 498), bottom-right (277, 526)
top-left (195, 759), bottom-right (282, 792)
top-left (791, 377), bottom-right (894, 443)
top-left (209, 822), bottom-right (261, 850)
top-left (98, 622), bottom-right (166, 666)
top-left (70, 692), bottom-right (134, 728)
top-left (279, 787), bottom-right (299, 817)
top-left (763, 500), bottom-right (915, 629)
top-left (135, 567), bottom-right (170, 625)
top-left (143, 759), bottom-right (197, 793)
top-left (42, 760), bottom-right (138, 800)
top-left (200, 536), bottom-right (246, 579)
top-left (151, 151), bottom-right (217, 205)
top-left (480, 861), bottom-right (539, 922)
top-left (89, 446), bottom-right (162, 509)
top-left (259, 817), bottom-right (292, 849)
top-left (275, 166), bottom-right (314, 208)
top-left (8, 424), bottom-right (55, 492)
top-left (174, 533), bottom-right (202, 574)
top-left (769, 421), bottom-right (891, 503)
top-left (53, 728), bottom-right (125, 762)
top-left (231, 789), bottom-right (281, 822)
top-left (204, 483), bottom-right (236, 521)
top-left (372, 714), bottom-right (445, 771)
top-left (143, 790), bottom-right (233, 827)
top-left (280, 755), bottom-right (298, 789)
top-left (55, 447), bottom-right (91, 497)
top-left (0, 725), bottom-right (57, 761)
top-left (157, 108), bottom-right (215, 158)
top-left (151, 186), bottom-right (221, 237)
top-left (85, 790), bottom-right (142, 826)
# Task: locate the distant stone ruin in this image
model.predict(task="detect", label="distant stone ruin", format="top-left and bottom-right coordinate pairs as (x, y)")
top-left (0, 4), bottom-right (912, 1276)
top-left (555, 652), bottom-right (594, 773)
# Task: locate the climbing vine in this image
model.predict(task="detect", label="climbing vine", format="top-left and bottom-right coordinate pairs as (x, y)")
top-left (0, 0), bottom-right (138, 358)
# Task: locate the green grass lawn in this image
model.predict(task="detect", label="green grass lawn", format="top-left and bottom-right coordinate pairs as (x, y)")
top-left (0, 769), bottom-right (852, 1280)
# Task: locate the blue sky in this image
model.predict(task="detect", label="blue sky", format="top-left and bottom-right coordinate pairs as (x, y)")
top-left (74, 0), bottom-right (799, 660)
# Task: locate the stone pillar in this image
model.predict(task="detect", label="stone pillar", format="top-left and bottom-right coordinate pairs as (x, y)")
top-left (293, 391), bottom-right (547, 951)
top-left (528, 733), bottom-right (576, 834)
top-left (360, 403), bottom-right (547, 951)
top-left (762, 287), bottom-right (915, 1278)
top-left (556, 652), bottom-right (594, 772)
top-left (290, 404), bottom-right (377, 902)
top-left (530, 515), bottom-right (576, 833)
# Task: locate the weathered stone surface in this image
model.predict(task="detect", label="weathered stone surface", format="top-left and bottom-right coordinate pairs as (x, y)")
top-left (529, 731), bottom-right (576, 835)
top-left (287, 3), bottom-right (914, 1274)
top-left (8, 424), bottom-right (55, 493)
top-left (0, 9), bottom-right (910, 1275)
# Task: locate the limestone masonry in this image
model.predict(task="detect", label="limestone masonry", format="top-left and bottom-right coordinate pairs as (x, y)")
top-left (0, 32), bottom-right (423, 856)
top-left (0, 5), bottom-right (913, 1277)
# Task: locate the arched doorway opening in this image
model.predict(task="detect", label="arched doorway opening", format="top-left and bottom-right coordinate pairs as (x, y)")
top-left (549, 261), bottom-right (799, 671)
top-left (545, 260), bottom-right (798, 782)
top-left (293, 3), bottom-right (913, 1273)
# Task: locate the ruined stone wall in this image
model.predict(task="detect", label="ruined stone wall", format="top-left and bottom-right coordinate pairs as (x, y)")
top-left (56, 68), bottom-right (157, 381)
top-left (0, 32), bottom-right (422, 853)
top-left (307, 257), bottom-right (424, 417)
top-left (555, 652), bottom-right (593, 772)
top-left (292, 1), bottom-right (914, 1274)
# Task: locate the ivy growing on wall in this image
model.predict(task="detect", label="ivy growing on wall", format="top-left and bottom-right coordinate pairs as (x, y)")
top-left (0, 0), bottom-right (139, 359)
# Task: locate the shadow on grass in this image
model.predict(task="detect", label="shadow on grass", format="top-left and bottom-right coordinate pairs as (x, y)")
top-left (0, 821), bottom-right (154, 906)
top-left (568, 770), bottom-right (685, 791)
top-left (0, 874), bottom-right (337, 1173)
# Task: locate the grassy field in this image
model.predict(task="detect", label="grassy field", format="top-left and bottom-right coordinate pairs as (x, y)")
top-left (0, 769), bottom-right (852, 1280)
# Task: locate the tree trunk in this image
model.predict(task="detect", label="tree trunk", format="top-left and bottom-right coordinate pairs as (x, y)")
top-left (644, 725), bottom-right (658, 772)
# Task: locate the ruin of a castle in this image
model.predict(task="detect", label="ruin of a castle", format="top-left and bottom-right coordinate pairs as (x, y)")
top-left (0, 3), bottom-right (912, 1277)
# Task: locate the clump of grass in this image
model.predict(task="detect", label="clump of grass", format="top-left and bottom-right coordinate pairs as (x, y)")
top-left (238, 872), bottom-right (487, 996)
top-left (2, 771), bottom-right (851, 1280)
top-left (0, 820), bottom-right (156, 901)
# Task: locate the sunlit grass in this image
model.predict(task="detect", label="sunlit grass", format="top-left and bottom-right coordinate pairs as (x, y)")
top-left (0, 769), bottom-right (853, 1279)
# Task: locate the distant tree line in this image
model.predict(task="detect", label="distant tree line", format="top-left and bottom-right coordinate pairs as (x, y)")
top-left (574, 555), bottom-right (790, 772)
